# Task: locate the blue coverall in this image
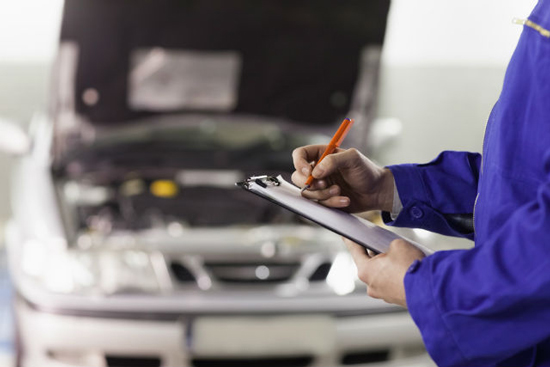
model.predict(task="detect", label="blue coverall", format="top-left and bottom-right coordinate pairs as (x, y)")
top-left (384, 1), bottom-right (550, 366)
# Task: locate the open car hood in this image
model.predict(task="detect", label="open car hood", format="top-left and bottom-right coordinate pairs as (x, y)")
top-left (50, 0), bottom-right (390, 167)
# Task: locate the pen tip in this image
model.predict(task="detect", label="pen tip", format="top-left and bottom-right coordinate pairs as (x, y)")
top-left (301, 185), bottom-right (309, 193)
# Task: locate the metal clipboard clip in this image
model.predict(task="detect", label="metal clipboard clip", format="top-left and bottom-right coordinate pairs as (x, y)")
top-left (236, 175), bottom-right (281, 189)
top-left (236, 174), bottom-right (434, 255)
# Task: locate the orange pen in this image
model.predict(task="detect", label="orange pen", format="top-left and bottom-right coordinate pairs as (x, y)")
top-left (301, 118), bottom-right (354, 192)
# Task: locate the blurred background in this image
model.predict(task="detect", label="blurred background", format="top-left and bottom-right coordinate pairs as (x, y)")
top-left (0, 0), bottom-right (538, 366)
top-left (0, 0), bottom-right (537, 224)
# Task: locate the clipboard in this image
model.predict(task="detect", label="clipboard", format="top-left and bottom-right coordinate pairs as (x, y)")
top-left (236, 175), bottom-right (433, 255)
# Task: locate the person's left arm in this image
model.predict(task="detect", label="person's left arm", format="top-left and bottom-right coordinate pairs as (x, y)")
top-left (343, 238), bottom-right (425, 308)
top-left (348, 157), bottom-right (550, 366)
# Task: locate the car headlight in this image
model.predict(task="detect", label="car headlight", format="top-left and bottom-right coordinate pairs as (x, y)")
top-left (98, 250), bottom-right (160, 294)
top-left (326, 252), bottom-right (357, 296)
top-left (21, 239), bottom-right (161, 295)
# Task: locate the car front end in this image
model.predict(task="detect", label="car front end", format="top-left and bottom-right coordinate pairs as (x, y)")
top-left (6, 115), bottom-right (430, 367)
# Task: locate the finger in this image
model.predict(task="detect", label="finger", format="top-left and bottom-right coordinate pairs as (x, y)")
top-left (299, 183), bottom-right (350, 208)
top-left (343, 238), bottom-right (378, 285)
top-left (318, 195), bottom-right (351, 208)
top-left (342, 237), bottom-right (370, 268)
top-left (291, 170), bottom-right (307, 187)
top-left (389, 239), bottom-right (426, 259)
top-left (311, 148), bottom-right (363, 179)
top-left (301, 184), bottom-right (340, 201)
top-left (309, 178), bottom-right (328, 190)
top-left (291, 170), bottom-right (328, 190)
top-left (293, 145), bottom-right (346, 178)
top-left (292, 145), bottom-right (326, 175)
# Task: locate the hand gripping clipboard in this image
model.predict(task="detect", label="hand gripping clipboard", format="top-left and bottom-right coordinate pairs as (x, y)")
top-left (237, 175), bottom-right (433, 255)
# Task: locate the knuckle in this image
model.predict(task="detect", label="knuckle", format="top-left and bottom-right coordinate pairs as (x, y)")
top-left (301, 190), bottom-right (316, 200)
top-left (290, 171), bottom-right (302, 185)
top-left (319, 154), bottom-right (333, 167)
top-left (366, 286), bottom-right (378, 299)
top-left (390, 239), bottom-right (407, 249)
top-left (346, 148), bottom-right (360, 159)
top-left (291, 147), bottom-right (304, 163)
top-left (314, 191), bottom-right (330, 201)
top-left (322, 187), bottom-right (336, 198)
top-left (357, 268), bottom-right (370, 284)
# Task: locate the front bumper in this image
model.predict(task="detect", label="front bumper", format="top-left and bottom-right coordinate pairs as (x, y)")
top-left (16, 295), bottom-right (433, 367)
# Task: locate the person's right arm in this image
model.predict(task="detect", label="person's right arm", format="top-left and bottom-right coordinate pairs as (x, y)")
top-left (385, 150), bottom-right (481, 239)
top-left (291, 145), bottom-right (396, 213)
top-left (292, 146), bottom-right (481, 239)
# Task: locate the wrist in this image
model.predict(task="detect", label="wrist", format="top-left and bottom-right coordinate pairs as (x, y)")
top-left (378, 168), bottom-right (396, 212)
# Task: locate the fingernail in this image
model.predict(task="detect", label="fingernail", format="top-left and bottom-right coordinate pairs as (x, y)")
top-left (329, 186), bottom-right (339, 195)
top-left (339, 197), bottom-right (350, 206)
top-left (301, 167), bottom-right (310, 175)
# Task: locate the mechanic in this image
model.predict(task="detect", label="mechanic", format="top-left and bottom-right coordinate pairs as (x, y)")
top-left (291, 1), bottom-right (550, 366)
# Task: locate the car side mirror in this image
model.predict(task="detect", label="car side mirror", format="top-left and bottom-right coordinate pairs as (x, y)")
top-left (0, 117), bottom-right (31, 156)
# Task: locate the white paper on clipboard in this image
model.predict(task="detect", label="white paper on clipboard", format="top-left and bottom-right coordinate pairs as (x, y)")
top-left (237, 175), bottom-right (433, 255)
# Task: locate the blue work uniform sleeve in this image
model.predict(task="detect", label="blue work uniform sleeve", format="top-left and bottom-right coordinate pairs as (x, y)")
top-left (384, 150), bottom-right (481, 240)
top-left (405, 154), bottom-right (550, 366)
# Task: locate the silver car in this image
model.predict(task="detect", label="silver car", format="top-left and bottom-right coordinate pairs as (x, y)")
top-left (3, 1), bottom-right (432, 366)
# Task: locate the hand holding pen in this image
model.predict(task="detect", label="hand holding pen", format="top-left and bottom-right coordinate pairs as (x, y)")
top-left (301, 118), bottom-right (355, 192)
top-left (291, 118), bottom-right (396, 213)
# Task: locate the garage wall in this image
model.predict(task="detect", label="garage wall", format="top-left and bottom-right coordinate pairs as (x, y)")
top-left (0, 64), bottom-right (51, 225)
top-left (383, 0), bottom-right (537, 67)
top-left (374, 0), bottom-right (537, 165)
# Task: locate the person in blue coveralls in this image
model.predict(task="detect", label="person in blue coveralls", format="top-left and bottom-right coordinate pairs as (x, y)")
top-left (292, 1), bottom-right (550, 366)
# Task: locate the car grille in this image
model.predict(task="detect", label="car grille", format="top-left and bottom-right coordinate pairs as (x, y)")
top-left (203, 261), bottom-right (300, 284)
top-left (106, 355), bottom-right (161, 367)
top-left (102, 350), bottom-right (391, 366)
top-left (191, 356), bottom-right (313, 367)
top-left (169, 259), bottom-right (333, 287)
top-left (308, 262), bottom-right (332, 281)
top-left (170, 262), bottom-right (197, 283)
top-left (341, 350), bottom-right (390, 365)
